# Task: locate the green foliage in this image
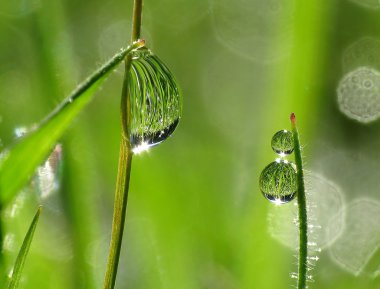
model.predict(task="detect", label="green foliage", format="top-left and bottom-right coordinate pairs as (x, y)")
top-left (0, 42), bottom-right (142, 206)
top-left (8, 207), bottom-right (42, 289)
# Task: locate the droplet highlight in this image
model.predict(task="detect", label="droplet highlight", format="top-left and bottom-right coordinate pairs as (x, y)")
top-left (128, 48), bottom-right (182, 153)
top-left (259, 159), bottom-right (297, 204)
top-left (337, 67), bottom-right (380, 123)
top-left (271, 129), bottom-right (294, 156)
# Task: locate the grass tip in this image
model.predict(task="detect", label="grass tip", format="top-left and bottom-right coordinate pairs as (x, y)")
top-left (290, 112), bottom-right (296, 124)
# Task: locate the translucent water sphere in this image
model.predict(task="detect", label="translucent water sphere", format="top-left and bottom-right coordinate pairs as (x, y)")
top-left (128, 48), bottom-right (182, 153)
top-left (337, 67), bottom-right (380, 123)
top-left (259, 159), bottom-right (297, 204)
top-left (271, 129), bottom-right (294, 156)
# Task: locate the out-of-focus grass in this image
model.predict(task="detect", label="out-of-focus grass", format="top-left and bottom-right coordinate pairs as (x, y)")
top-left (1, 0), bottom-right (380, 289)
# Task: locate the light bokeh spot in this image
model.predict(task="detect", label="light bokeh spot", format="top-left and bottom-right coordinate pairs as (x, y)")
top-left (342, 37), bottom-right (380, 73)
top-left (268, 173), bottom-right (345, 250)
top-left (337, 67), bottom-right (380, 123)
top-left (210, 0), bottom-right (294, 63)
top-left (328, 198), bottom-right (380, 277)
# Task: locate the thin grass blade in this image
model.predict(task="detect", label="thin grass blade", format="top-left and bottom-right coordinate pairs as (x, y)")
top-left (7, 206), bottom-right (42, 289)
top-left (0, 41), bottom-right (144, 206)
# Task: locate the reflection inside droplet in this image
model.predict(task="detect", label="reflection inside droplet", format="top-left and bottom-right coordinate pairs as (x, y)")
top-left (264, 192), bottom-right (296, 205)
top-left (259, 159), bottom-right (297, 204)
top-left (131, 119), bottom-right (179, 153)
top-left (271, 129), bottom-right (294, 156)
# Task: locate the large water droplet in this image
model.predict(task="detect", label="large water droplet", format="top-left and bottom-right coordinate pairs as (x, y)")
top-left (271, 130), bottom-right (294, 156)
top-left (128, 48), bottom-right (182, 153)
top-left (259, 159), bottom-right (297, 204)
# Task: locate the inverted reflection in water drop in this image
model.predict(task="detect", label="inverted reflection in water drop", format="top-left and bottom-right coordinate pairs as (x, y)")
top-left (337, 67), bottom-right (380, 123)
top-left (268, 173), bottom-right (345, 250)
top-left (328, 198), bottom-right (380, 277)
top-left (342, 37), bottom-right (380, 73)
top-left (128, 48), bottom-right (182, 152)
top-left (271, 130), bottom-right (294, 156)
top-left (259, 159), bottom-right (297, 205)
top-left (210, 0), bottom-right (294, 63)
top-left (131, 119), bottom-right (179, 154)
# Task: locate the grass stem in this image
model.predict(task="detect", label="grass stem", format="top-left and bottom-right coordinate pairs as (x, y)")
top-left (102, 138), bottom-right (133, 289)
top-left (290, 113), bottom-right (308, 289)
top-left (102, 1), bottom-right (143, 289)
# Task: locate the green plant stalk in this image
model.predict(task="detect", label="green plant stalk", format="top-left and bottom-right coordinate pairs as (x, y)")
top-left (291, 113), bottom-right (308, 289)
top-left (102, 1), bottom-right (143, 289)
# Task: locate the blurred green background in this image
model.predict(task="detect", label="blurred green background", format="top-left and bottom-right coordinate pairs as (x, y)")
top-left (1, 0), bottom-right (380, 288)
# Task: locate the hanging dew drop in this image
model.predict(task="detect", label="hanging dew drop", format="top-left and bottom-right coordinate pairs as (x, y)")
top-left (271, 129), bottom-right (294, 156)
top-left (128, 48), bottom-right (182, 153)
top-left (259, 159), bottom-right (297, 204)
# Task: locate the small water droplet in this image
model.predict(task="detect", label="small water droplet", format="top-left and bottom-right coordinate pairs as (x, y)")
top-left (271, 129), bottom-right (294, 156)
top-left (259, 159), bottom-right (297, 204)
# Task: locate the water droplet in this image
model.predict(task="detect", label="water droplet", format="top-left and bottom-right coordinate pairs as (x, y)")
top-left (128, 48), bottom-right (182, 153)
top-left (337, 66), bottom-right (380, 123)
top-left (271, 129), bottom-right (294, 156)
top-left (259, 159), bottom-right (297, 204)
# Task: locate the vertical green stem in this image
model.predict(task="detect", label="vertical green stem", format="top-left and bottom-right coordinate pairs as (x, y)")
top-left (102, 1), bottom-right (143, 289)
top-left (102, 137), bottom-right (133, 289)
top-left (291, 113), bottom-right (308, 289)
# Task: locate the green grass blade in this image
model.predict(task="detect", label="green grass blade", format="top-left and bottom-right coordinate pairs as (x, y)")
top-left (7, 206), bottom-right (42, 289)
top-left (0, 41), bottom-right (144, 206)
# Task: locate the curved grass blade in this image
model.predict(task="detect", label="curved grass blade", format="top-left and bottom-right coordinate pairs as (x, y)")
top-left (0, 41), bottom-right (144, 206)
top-left (7, 206), bottom-right (42, 289)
